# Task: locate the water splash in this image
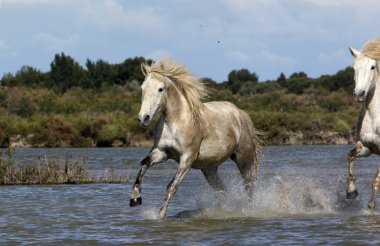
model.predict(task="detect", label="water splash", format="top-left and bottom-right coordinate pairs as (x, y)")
top-left (193, 174), bottom-right (338, 219)
top-left (140, 207), bottom-right (160, 220)
top-left (140, 173), bottom-right (377, 220)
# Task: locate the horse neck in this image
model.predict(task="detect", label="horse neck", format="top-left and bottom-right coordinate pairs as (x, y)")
top-left (162, 89), bottom-right (194, 125)
top-left (366, 70), bottom-right (380, 114)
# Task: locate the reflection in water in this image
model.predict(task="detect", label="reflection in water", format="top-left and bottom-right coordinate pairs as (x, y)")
top-left (1, 145), bottom-right (380, 244)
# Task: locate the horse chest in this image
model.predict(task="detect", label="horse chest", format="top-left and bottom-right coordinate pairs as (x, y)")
top-left (157, 123), bottom-right (189, 153)
top-left (358, 113), bottom-right (380, 148)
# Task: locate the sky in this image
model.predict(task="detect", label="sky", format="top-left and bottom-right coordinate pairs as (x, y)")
top-left (0, 0), bottom-right (379, 83)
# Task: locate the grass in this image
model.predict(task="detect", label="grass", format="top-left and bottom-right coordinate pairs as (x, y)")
top-left (0, 148), bottom-right (130, 185)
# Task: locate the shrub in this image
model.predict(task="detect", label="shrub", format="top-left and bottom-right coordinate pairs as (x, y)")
top-left (333, 119), bottom-right (351, 132)
top-left (97, 124), bottom-right (120, 146)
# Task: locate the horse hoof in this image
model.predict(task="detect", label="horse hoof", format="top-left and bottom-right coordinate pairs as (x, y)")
top-left (368, 201), bottom-right (376, 210)
top-left (130, 197), bottom-right (142, 207)
top-left (346, 189), bottom-right (358, 199)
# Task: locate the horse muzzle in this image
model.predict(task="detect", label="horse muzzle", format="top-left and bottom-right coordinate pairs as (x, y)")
top-left (353, 90), bottom-right (366, 102)
top-left (138, 114), bottom-right (151, 128)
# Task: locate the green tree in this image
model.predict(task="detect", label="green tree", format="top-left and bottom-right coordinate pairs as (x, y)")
top-left (49, 53), bottom-right (84, 92)
top-left (201, 77), bottom-right (217, 87)
top-left (228, 68), bottom-right (258, 84)
top-left (317, 67), bottom-right (354, 93)
top-left (277, 72), bottom-right (287, 87)
top-left (289, 71), bottom-right (308, 79)
top-left (284, 72), bottom-right (313, 94)
top-left (80, 59), bottom-right (115, 89)
top-left (225, 68), bottom-right (259, 94)
top-left (1, 66), bottom-right (49, 88)
top-left (114, 57), bottom-right (152, 85)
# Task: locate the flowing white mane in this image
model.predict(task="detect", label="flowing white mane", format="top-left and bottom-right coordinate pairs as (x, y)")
top-left (141, 58), bottom-right (208, 118)
top-left (362, 38), bottom-right (380, 60)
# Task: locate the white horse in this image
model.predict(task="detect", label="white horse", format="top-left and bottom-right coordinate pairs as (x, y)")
top-left (129, 58), bottom-right (260, 219)
top-left (347, 38), bottom-right (380, 209)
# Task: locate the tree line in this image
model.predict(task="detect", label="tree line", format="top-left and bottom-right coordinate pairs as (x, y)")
top-left (1, 52), bottom-right (354, 96)
top-left (1, 53), bottom-right (151, 93)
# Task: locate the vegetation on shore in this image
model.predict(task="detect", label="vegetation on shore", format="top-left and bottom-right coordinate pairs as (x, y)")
top-left (0, 148), bottom-right (129, 185)
top-left (0, 53), bottom-right (359, 147)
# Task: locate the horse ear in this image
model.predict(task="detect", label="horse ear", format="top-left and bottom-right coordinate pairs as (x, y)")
top-left (349, 46), bottom-right (360, 57)
top-left (141, 63), bottom-right (148, 76)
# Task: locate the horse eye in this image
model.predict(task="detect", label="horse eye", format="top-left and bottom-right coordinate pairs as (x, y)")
top-left (158, 88), bottom-right (164, 92)
top-left (371, 66), bottom-right (375, 70)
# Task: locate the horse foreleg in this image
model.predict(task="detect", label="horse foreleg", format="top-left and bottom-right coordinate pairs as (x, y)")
top-left (346, 147), bottom-right (359, 199)
top-left (130, 149), bottom-right (167, 207)
top-left (130, 156), bottom-right (149, 206)
top-left (346, 142), bottom-right (371, 199)
top-left (368, 164), bottom-right (380, 210)
top-left (159, 163), bottom-right (190, 219)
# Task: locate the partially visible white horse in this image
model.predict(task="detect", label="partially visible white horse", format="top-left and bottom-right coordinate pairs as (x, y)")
top-left (129, 58), bottom-right (260, 219)
top-left (347, 38), bottom-right (380, 209)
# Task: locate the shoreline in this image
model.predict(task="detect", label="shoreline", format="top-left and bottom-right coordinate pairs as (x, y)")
top-left (8, 131), bottom-right (355, 148)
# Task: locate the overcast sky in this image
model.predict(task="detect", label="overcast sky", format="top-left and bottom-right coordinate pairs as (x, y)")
top-left (0, 0), bottom-right (379, 82)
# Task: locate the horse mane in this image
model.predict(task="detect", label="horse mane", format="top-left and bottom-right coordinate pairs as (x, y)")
top-left (362, 38), bottom-right (380, 60)
top-left (141, 57), bottom-right (208, 119)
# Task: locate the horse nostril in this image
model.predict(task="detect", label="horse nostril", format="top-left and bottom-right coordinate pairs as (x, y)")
top-left (354, 90), bottom-right (366, 98)
top-left (137, 117), bottom-right (141, 123)
top-left (144, 115), bottom-right (150, 123)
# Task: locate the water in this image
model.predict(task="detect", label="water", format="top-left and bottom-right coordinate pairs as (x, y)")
top-left (1, 145), bottom-right (380, 245)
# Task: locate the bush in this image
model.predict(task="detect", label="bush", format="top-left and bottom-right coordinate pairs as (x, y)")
top-left (318, 91), bottom-right (351, 112)
top-left (97, 124), bottom-right (120, 146)
top-left (333, 119), bottom-right (351, 132)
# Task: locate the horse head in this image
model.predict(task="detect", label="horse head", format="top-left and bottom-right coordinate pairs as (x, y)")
top-left (349, 45), bottom-right (378, 102)
top-left (138, 72), bottom-right (166, 127)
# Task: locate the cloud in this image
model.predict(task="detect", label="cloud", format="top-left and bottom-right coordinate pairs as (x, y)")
top-left (226, 50), bottom-right (250, 62)
top-left (79, 0), bottom-right (166, 34)
top-left (0, 39), bottom-right (9, 51)
top-left (221, 0), bottom-right (302, 36)
top-left (145, 49), bottom-right (171, 61)
top-left (261, 51), bottom-right (296, 65)
top-left (318, 49), bottom-right (345, 61)
top-left (318, 49), bottom-right (352, 65)
top-left (1, 0), bottom-right (380, 81)
top-left (32, 32), bottom-right (79, 51)
top-left (2, 0), bottom-right (64, 5)
top-left (305, 0), bottom-right (346, 7)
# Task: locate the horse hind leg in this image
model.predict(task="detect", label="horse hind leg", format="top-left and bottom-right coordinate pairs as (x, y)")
top-left (368, 164), bottom-right (380, 210)
top-left (201, 167), bottom-right (226, 192)
top-left (231, 153), bottom-right (255, 198)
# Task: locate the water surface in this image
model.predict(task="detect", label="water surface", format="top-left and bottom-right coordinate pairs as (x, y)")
top-left (1, 145), bottom-right (380, 245)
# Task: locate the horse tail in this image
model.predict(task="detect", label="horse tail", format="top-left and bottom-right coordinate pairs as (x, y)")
top-left (242, 111), bottom-right (263, 180)
top-left (251, 127), bottom-right (263, 180)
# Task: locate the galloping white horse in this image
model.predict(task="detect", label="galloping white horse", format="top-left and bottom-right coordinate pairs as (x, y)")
top-left (129, 58), bottom-right (260, 218)
top-left (347, 38), bottom-right (380, 209)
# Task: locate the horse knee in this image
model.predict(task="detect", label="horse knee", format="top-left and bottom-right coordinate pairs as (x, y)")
top-left (372, 180), bottom-right (380, 193)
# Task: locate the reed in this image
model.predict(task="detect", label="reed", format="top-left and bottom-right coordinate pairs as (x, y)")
top-left (0, 148), bottom-right (130, 185)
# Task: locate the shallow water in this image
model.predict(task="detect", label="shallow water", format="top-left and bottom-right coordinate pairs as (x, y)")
top-left (1, 145), bottom-right (380, 244)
